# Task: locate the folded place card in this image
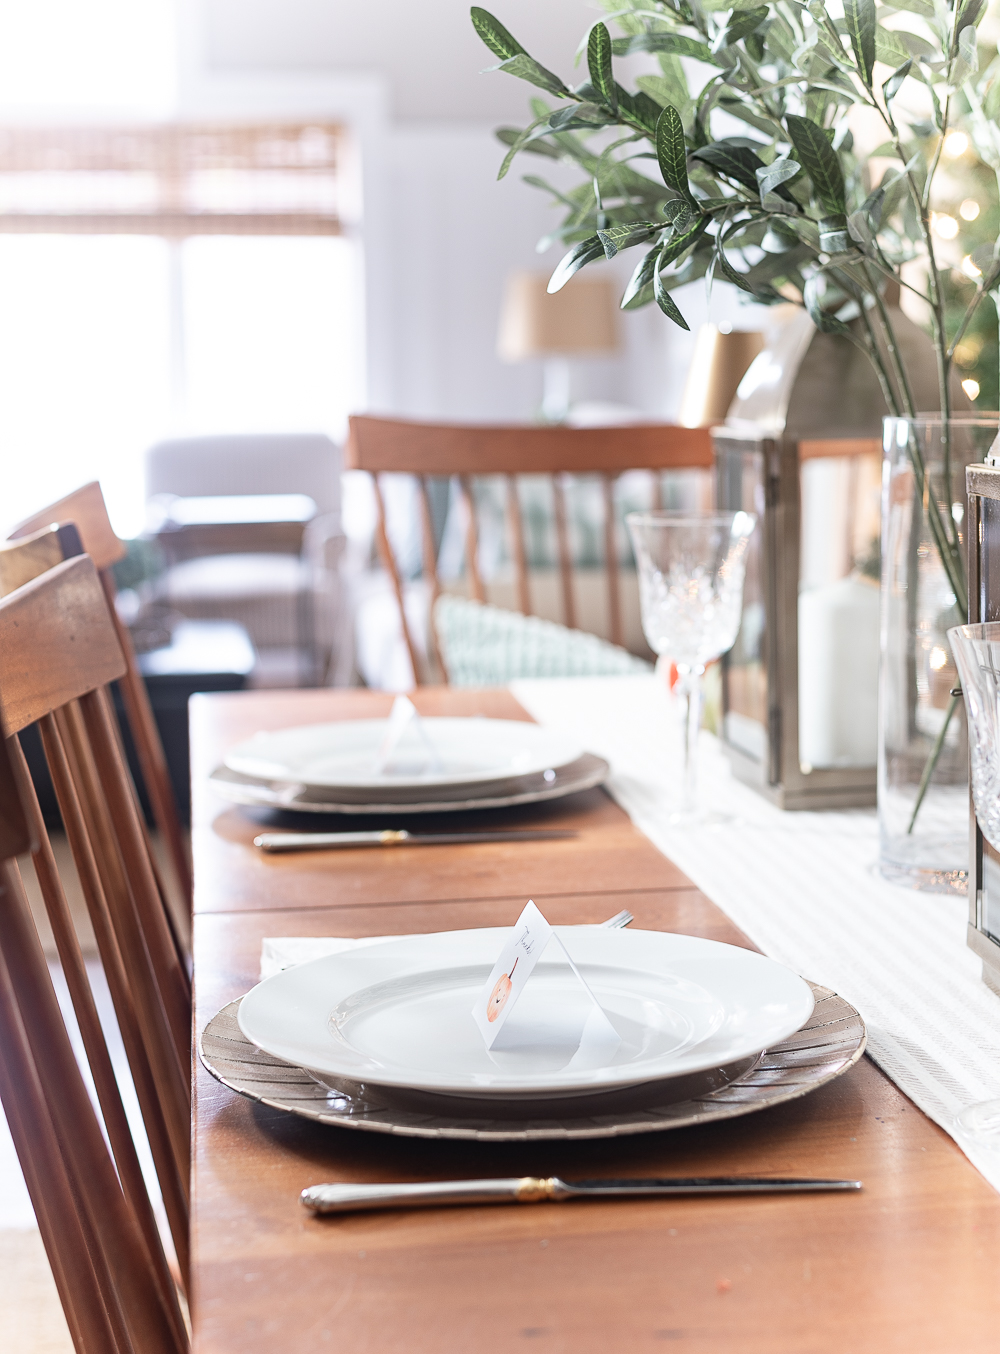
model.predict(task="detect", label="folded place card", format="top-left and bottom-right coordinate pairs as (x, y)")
top-left (372, 694), bottom-right (442, 774)
top-left (471, 901), bottom-right (621, 1058)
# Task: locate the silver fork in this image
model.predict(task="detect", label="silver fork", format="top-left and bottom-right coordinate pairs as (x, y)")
top-left (601, 909), bottom-right (633, 929)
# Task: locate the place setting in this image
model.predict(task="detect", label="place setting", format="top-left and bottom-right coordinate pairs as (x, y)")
top-left (200, 898), bottom-right (867, 1180)
top-left (208, 693), bottom-right (611, 825)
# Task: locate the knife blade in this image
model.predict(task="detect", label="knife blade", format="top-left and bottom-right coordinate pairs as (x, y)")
top-left (301, 1175), bottom-right (862, 1214)
top-left (254, 829), bottom-right (578, 853)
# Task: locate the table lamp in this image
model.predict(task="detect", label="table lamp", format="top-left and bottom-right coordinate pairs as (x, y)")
top-left (497, 271), bottom-right (621, 423)
top-left (678, 324), bottom-right (764, 428)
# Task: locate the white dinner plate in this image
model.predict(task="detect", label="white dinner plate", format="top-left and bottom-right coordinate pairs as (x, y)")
top-left (224, 718), bottom-right (584, 790)
top-left (236, 928), bottom-right (815, 1099)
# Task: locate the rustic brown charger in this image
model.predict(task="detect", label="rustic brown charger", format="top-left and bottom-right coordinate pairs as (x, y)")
top-left (191, 687), bottom-right (1000, 1353)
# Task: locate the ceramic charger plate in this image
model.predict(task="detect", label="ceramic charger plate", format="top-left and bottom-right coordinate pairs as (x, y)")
top-left (224, 717), bottom-right (585, 790)
top-left (236, 928), bottom-right (816, 1100)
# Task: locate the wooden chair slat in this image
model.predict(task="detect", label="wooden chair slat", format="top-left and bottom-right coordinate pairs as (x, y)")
top-left (0, 901), bottom-right (122, 1353)
top-left (602, 474), bottom-right (623, 649)
top-left (551, 474), bottom-right (576, 631)
top-left (39, 710), bottom-right (191, 1281)
top-left (99, 570), bottom-right (194, 909)
top-left (0, 847), bottom-right (184, 1353)
top-left (0, 556), bottom-right (125, 734)
top-left (372, 474), bottom-right (421, 690)
top-left (457, 476), bottom-right (485, 603)
top-left (9, 479), bottom-right (126, 571)
top-left (9, 735), bottom-right (186, 1339)
top-left (506, 474), bottom-right (531, 617)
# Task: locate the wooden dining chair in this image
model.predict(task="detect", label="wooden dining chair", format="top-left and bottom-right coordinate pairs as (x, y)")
top-left (0, 685), bottom-right (187, 1350)
top-left (6, 481), bottom-right (193, 913)
top-left (0, 553), bottom-right (192, 1295)
top-left (345, 415), bottom-right (714, 685)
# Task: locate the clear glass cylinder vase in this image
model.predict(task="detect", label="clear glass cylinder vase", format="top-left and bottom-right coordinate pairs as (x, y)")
top-left (879, 414), bottom-right (999, 892)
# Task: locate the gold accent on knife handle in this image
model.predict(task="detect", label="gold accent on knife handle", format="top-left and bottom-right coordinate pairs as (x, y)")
top-left (379, 831), bottom-right (409, 844)
top-left (515, 1177), bottom-right (561, 1203)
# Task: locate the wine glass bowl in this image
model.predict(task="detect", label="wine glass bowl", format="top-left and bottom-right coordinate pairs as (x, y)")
top-left (626, 510), bottom-right (756, 823)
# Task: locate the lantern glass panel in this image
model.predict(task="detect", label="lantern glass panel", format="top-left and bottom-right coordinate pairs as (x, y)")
top-left (797, 451), bottom-right (882, 772)
top-left (717, 444), bottom-right (768, 766)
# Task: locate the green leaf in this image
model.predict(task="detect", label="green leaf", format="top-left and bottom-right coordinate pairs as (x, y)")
top-left (656, 106), bottom-right (692, 201)
top-left (715, 244), bottom-right (756, 293)
top-left (498, 54), bottom-right (570, 97)
top-left (587, 23), bottom-right (618, 112)
top-left (633, 91), bottom-right (667, 133)
top-left (654, 254), bottom-right (691, 328)
top-left (547, 235), bottom-right (606, 293)
top-left (843, 0), bottom-right (876, 86)
top-left (958, 24), bottom-right (979, 72)
top-left (785, 114), bottom-right (846, 215)
top-left (496, 114), bottom-right (549, 180)
top-left (611, 33), bottom-right (717, 63)
top-left (658, 215), bottom-right (710, 267)
top-left (621, 246), bottom-right (661, 309)
top-left (886, 0), bottom-right (933, 15)
top-left (662, 198), bottom-right (695, 231)
top-left (470, 8), bottom-right (526, 61)
top-left (755, 157), bottom-right (800, 205)
top-left (596, 221), bottom-right (662, 260)
top-left (714, 5), bottom-right (769, 50)
top-left (803, 276), bottom-right (856, 338)
top-left (874, 26), bottom-right (911, 68)
top-left (690, 142), bottom-right (797, 202)
top-left (881, 59), bottom-right (912, 115)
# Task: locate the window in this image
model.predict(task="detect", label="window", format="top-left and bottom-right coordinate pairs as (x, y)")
top-left (0, 120), bottom-right (362, 536)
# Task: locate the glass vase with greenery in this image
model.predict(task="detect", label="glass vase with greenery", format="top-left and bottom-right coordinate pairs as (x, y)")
top-left (471, 0), bottom-right (1000, 847)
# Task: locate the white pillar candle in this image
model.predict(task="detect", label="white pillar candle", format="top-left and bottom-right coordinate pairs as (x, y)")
top-left (798, 574), bottom-right (880, 769)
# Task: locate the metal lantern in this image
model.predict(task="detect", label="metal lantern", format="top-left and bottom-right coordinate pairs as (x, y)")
top-left (711, 306), bottom-right (942, 809)
top-left (964, 459), bottom-right (1000, 993)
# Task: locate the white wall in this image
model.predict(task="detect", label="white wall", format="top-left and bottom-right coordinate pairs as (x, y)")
top-left (182, 0), bottom-right (773, 425)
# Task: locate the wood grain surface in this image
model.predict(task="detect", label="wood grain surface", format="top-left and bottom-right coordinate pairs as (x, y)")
top-left (191, 688), bottom-right (1000, 1354)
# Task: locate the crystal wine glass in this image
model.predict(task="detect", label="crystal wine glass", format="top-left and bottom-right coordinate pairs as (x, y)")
top-left (626, 509), bottom-right (756, 825)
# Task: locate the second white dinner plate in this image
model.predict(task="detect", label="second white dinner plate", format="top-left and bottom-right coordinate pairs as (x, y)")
top-left (223, 717), bottom-right (584, 790)
top-left (236, 928), bottom-right (815, 1099)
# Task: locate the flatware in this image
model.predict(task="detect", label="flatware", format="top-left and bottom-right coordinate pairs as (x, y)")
top-left (601, 909), bottom-right (633, 928)
top-left (253, 828), bottom-right (579, 852)
top-left (301, 1175), bottom-right (862, 1214)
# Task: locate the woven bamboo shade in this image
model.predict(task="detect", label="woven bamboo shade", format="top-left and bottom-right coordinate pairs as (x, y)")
top-left (0, 122), bottom-right (345, 236)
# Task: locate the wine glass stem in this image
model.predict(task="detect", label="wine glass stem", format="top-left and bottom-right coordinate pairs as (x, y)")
top-left (677, 668), bottom-right (704, 814)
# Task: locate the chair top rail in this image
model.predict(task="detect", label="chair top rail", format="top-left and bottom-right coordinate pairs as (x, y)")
top-left (8, 480), bottom-right (125, 572)
top-left (346, 415), bottom-right (714, 476)
top-left (0, 523), bottom-right (83, 598)
top-left (0, 555), bottom-right (126, 734)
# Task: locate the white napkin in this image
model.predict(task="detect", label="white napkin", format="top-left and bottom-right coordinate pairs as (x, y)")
top-left (260, 935), bottom-right (403, 980)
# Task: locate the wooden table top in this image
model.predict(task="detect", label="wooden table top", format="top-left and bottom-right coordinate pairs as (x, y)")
top-left (190, 687), bottom-right (1000, 1353)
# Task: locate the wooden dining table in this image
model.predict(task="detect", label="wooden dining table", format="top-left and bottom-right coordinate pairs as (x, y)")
top-left (190, 685), bottom-right (1000, 1353)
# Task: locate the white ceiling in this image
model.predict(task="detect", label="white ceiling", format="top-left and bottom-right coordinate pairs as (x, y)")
top-left (203, 0), bottom-right (599, 123)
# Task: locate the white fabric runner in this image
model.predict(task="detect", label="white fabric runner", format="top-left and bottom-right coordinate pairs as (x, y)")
top-left (507, 673), bottom-right (1000, 1191)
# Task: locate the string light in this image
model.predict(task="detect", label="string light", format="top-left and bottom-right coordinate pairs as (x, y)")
top-left (960, 198), bottom-right (981, 221)
top-left (963, 379), bottom-right (981, 400)
top-left (961, 255), bottom-right (982, 279)
top-left (944, 131), bottom-right (970, 158)
top-left (932, 212), bottom-right (959, 239)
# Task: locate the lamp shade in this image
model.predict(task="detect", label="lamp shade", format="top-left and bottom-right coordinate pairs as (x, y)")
top-left (497, 271), bottom-right (620, 361)
top-left (678, 324), bottom-right (765, 428)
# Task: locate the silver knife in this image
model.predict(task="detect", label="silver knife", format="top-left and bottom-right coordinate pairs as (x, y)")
top-left (254, 829), bottom-right (578, 853)
top-left (301, 1175), bottom-right (862, 1214)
